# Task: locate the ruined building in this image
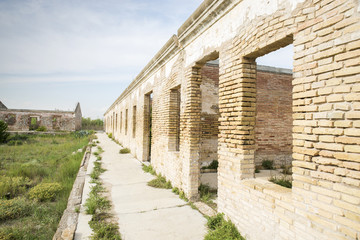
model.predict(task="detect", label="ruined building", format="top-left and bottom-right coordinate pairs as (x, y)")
top-left (0, 101), bottom-right (82, 132)
top-left (105, 0), bottom-right (360, 239)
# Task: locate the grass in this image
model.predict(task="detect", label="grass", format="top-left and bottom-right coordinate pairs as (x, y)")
top-left (0, 132), bottom-right (90, 240)
top-left (142, 164), bottom-right (156, 175)
top-left (205, 214), bottom-right (245, 240)
top-left (84, 144), bottom-right (122, 239)
top-left (147, 175), bottom-right (172, 189)
top-left (269, 175), bottom-right (292, 188)
top-left (119, 148), bottom-right (130, 154)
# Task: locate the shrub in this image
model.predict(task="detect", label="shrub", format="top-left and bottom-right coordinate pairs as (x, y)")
top-left (36, 126), bottom-right (47, 132)
top-left (108, 133), bottom-right (112, 138)
top-left (119, 148), bottom-right (130, 154)
top-left (205, 214), bottom-right (244, 240)
top-left (0, 198), bottom-right (33, 221)
top-left (28, 182), bottom-right (63, 201)
top-left (0, 120), bottom-right (10, 144)
top-left (0, 176), bottom-right (31, 199)
top-left (74, 130), bottom-right (93, 138)
top-left (262, 160), bottom-right (274, 170)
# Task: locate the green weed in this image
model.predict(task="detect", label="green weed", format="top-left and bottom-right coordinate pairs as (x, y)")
top-left (201, 160), bottom-right (218, 170)
top-left (147, 175), bottom-right (172, 189)
top-left (119, 148), bottom-right (130, 154)
top-left (205, 214), bottom-right (244, 240)
top-left (269, 175), bottom-right (292, 188)
top-left (89, 214), bottom-right (121, 240)
top-left (142, 164), bottom-right (156, 175)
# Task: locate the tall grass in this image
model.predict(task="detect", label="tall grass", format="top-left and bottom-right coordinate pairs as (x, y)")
top-left (0, 133), bottom-right (90, 240)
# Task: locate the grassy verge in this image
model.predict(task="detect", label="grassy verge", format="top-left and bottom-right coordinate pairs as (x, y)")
top-left (0, 132), bottom-right (92, 240)
top-left (85, 147), bottom-right (121, 240)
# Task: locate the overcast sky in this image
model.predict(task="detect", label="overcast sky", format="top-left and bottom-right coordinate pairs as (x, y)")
top-left (0, 0), bottom-right (292, 119)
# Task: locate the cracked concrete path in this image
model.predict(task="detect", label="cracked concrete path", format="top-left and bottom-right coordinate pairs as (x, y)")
top-left (87, 132), bottom-right (207, 240)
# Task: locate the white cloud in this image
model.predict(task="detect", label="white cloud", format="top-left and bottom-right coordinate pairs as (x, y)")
top-left (0, 0), bottom-right (202, 118)
top-left (0, 0), bottom-right (201, 80)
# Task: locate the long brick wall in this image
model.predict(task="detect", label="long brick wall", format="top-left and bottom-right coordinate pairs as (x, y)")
top-left (105, 0), bottom-right (360, 239)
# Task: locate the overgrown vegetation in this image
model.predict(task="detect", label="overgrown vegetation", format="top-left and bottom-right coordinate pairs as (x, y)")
top-left (142, 164), bottom-right (156, 175)
top-left (85, 144), bottom-right (121, 239)
top-left (269, 175), bottom-right (292, 188)
top-left (201, 160), bottom-right (218, 170)
top-left (119, 148), bottom-right (130, 154)
top-left (205, 214), bottom-right (245, 240)
top-left (261, 160), bottom-right (274, 170)
top-left (171, 187), bottom-right (188, 202)
top-left (82, 117), bottom-right (104, 131)
top-left (36, 126), bottom-right (47, 132)
top-left (198, 184), bottom-right (217, 209)
top-left (0, 132), bottom-right (90, 239)
top-left (147, 175), bottom-right (172, 189)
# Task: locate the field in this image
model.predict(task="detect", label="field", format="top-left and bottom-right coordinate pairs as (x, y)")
top-left (0, 132), bottom-right (91, 240)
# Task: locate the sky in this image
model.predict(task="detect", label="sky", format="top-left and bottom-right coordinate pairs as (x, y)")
top-left (0, 0), bottom-right (292, 119)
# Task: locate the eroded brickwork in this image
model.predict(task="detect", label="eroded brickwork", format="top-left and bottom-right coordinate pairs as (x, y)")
top-left (105, 0), bottom-right (360, 239)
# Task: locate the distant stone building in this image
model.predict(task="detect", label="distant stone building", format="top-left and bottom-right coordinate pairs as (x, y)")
top-left (0, 101), bottom-right (82, 132)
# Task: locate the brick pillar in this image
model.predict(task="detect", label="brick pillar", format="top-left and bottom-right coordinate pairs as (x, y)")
top-left (181, 66), bottom-right (202, 200)
top-left (218, 56), bottom-right (256, 186)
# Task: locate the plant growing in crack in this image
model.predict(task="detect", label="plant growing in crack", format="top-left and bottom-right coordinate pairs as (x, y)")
top-left (84, 147), bottom-right (122, 239)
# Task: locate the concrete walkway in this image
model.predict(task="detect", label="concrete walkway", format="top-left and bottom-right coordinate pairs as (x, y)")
top-left (75, 133), bottom-right (207, 240)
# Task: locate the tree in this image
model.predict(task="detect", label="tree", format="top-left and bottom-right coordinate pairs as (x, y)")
top-left (0, 120), bottom-right (10, 143)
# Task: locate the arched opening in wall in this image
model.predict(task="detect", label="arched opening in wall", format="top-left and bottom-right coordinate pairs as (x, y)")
top-left (143, 91), bottom-right (153, 162)
top-left (199, 57), bottom-right (220, 195)
top-left (254, 43), bottom-right (293, 187)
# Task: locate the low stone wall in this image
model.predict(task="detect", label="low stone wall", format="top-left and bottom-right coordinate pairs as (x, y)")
top-left (52, 147), bottom-right (91, 240)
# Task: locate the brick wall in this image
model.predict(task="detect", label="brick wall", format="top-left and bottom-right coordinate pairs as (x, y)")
top-left (255, 67), bottom-right (293, 167)
top-left (105, 0), bottom-right (360, 239)
top-left (200, 63), bottom-right (220, 167)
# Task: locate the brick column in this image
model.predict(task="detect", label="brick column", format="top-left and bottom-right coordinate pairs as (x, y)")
top-left (181, 66), bottom-right (202, 200)
top-left (218, 56), bottom-right (256, 184)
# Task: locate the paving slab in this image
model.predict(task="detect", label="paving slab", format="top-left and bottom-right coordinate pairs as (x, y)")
top-left (76, 132), bottom-right (207, 240)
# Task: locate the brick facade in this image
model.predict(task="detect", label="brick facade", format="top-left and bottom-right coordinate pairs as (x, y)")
top-left (105, 0), bottom-right (360, 239)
